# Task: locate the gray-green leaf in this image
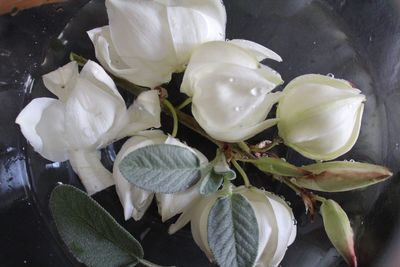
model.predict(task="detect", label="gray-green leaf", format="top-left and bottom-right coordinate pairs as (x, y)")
top-left (119, 144), bottom-right (201, 194)
top-left (320, 199), bottom-right (357, 267)
top-left (49, 185), bottom-right (144, 267)
top-left (208, 193), bottom-right (259, 267)
top-left (247, 157), bottom-right (309, 177)
top-left (200, 169), bottom-right (235, 195)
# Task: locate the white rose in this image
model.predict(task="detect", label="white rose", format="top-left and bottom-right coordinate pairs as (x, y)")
top-left (277, 74), bottom-right (366, 161)
top-left (15, 61), bottom-right (161, 195)
top-left (88, 0), bottom-right (226, 88)
top-left (180, 40), bottom-right (284, 142)
top-left (112, 130), bottom-right (208, 221)
top-left (169, 186), bottom-right (296, 267)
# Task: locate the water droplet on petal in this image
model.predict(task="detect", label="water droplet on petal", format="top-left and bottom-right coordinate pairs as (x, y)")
top-left (228, 77), bottom-right (235, 83)
top-left (250, 87), bottom-right (268, 96)
top-left (327, 73), bottom-right (335, 78)
top-left (234, 106), bottom-right (243, 112)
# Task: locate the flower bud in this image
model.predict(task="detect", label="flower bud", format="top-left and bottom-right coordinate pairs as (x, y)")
top-left (181, 40), bottom-right (283, 142)
top-left (320, 199), bottom-right (357, 267)
top-left (169, 186), bottom-right (296, 266)
top-left (88, 0), bottom-right (226, 88)
top-left (277, 74), bottom-right (366, 161)
top-left (291, 161), bottom-right (392, 192)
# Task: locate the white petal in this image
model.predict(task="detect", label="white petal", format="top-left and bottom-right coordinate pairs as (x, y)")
top-left (42, 61), bottom-right (79, 102)
top-left (166, 0), bottom-right (226, 65)
top-left (119, 90), bottom-right (161, 137)
top-left (88, 26), bottom-right (173, 88)
top-left (16, 98), bottom-right (69, 162)
top-left (181, 41), bottom-right (261, 96)
top-left (168, 199), bottom-right (197, 234)
top-left (230, 39), bottom-right (282, 62)
top-left (265, 192), bottom-right (296, 267)
top-left (191, 63), bottom-right (281, 142)
top-left (156, 183), bottom-right (200, 222)
top-left (79, 60), bottom-right (125, 105)
top-left (106, 0), bottom-right (176, 63)
top-left (68, 150), bottom-right (114, 195)
top-left (190, 195), bottom-right (219, 260)
top-left (64, 78), bottom-right (126, 149)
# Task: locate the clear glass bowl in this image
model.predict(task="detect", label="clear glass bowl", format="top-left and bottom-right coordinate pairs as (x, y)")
top-left (1, 0), bottom-right (400, 266)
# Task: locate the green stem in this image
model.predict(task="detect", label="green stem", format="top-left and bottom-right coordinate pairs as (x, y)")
top-left (314, 195), bottom-right (327, 203)
top-left (231, 159), bottom-right (251, 187)
top-left (162, 99), bottom-right (178, 137)
top-left (139, 258), bottom-right (174, 267)
top-left (177, 98), bottom-right (192, 110)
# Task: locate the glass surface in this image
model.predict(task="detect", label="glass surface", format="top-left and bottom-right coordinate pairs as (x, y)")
top-left (1, 0), bottom-right (400, 266)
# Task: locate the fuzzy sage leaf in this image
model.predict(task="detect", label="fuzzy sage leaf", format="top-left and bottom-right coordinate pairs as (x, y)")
top-left (208, 193), bottom-right (259, 267)
top-left (49, 185), bottom-right (144, 267)
top-left (200, 169), bottom-right (235, 195)
top-left (119, 144), bottom-right (201, 194)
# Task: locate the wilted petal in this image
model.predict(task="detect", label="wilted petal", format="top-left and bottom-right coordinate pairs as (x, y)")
top-left (229, 39), bottom-right (282, 62)
top-left (42, 61), bottom-right (79, 102)
top-left (88, 27), bottom-right (173, 88)
top-left (119, 90), bottom-right (161, 137)
top-left (68, 150), bottom-right (114, 195)
top-left (16, 98), bottom-right (69, 162)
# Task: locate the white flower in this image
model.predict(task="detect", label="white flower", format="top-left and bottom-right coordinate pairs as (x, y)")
top-left (169, 186), bottom-right (296, 267)
top-left (277, 74), bottom-right (366, 161)
top-left (113, 130), bottom-right (208, 221)
top-left (180, 40), bottom-right (284, 142)
top-left (88, 0), bottom-right (226, 88)
top-left (15, 61), bottom-right (161, 195)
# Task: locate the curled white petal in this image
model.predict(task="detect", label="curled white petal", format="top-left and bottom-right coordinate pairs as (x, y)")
top-left (42, 61), bottom-right (79, 102)
top-left (68, 150), bottom-right (114, 195)
top-left (229, 39), bottom-right (282, 62)
top-left (88, 26), bottom-right (173, 88)
top-left (119, 90), bottom-right (161, 137)
top-left (15, 98), bottom-right (69, 162)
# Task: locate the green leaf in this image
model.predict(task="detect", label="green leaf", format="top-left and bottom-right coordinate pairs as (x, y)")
top-left (200, 169), bottom-right (235, 195)
top-left (49, 185), bottom-right (144, 267)
top-left (247, 157), bottom-right (309, 177)
top-left (208, 193), bottom-right (259, 267)
top-left (320, 199), bottom-right (357, 267)
top-left (119, 144), bottom-right (201, 194)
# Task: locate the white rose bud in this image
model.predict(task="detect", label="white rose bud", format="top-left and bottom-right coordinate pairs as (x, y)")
top-left (277, 74), bottom-right (366, 161)
top-left (15, 61), bottom-right (161, 195)
top-left (88, 0), bottom-right (226, 88)
top-left (181, 40), bottom-right (284, 142)
top-left (113, 130), bottom-right (208, 221)
top-left (169, 186), bottom-right (296, 267)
